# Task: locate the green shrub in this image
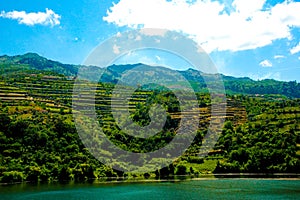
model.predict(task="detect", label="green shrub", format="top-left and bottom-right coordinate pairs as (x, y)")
top-left (1, 171), bottom-right (24, 183)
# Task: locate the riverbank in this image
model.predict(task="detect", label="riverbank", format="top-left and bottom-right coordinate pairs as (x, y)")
top-left (1, 173), bottom-right (299, 186)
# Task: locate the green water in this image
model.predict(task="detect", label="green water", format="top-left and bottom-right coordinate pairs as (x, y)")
top-left (0, 179), bottom-right (299, 200)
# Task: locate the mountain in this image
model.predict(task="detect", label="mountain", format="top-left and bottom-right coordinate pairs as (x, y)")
top-left (1, 53), bottom-right (300, 98)
top-left (0, 53), bottom-right (299, 182)
top-left (0, 53), bottom-right (79, 76)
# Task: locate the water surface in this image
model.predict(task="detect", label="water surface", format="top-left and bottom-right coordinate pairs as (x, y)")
top-left (1, 179), bottom-right (299, 200)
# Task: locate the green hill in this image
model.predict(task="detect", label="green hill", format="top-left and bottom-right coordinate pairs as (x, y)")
top-left (1, 53), bottom-right (300, 98)
top-left (0, 53), bottom-right (299, 183)
top-left (0, 53), bottom-right (78, 76)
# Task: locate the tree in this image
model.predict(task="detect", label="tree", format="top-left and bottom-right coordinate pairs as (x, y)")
top-left (175, 164), bottom-right (187, 175)
top-left (0, 113), bottom-right (10, 132)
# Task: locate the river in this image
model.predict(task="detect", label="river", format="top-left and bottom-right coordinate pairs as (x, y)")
top-left (1, 179), bottom-right (299, 200)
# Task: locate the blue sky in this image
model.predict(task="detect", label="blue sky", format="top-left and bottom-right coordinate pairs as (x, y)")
top-left (1, 0), bottom-right (300, 81)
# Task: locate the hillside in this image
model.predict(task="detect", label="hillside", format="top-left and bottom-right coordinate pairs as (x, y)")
top-left (1, 53), bottom-right (300, 98)
top-left (0, 53), bottom-right (79, 76)
top-left (0, 53), bottom-right (299, 183)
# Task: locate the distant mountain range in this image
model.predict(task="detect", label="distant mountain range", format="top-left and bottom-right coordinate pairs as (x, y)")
top-left (1, 53), bottom-right (300, 98)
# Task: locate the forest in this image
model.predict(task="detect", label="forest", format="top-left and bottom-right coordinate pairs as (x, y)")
top-left (0, 53), bottom-right (299, 183)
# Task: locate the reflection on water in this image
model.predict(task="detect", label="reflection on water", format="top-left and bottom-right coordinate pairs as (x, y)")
top-left (0, 178), bottom-right (299, 200)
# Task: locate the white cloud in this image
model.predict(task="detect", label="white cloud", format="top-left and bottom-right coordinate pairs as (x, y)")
top-left (0, 8), bottom-right (60, 26)
top-left (103, 0), bottom-right (300, 53)
top-left (250, 72), bottom-right (281, 81)
top-left (135, 35), bottom-right (142, 41)
top-left (113, 44), bottom-right (121, 54)
top-left (233, 0), bottom-right (266, 18)
top-left (290, 42), bottom-right (300, 54)
top-left (116, 32), bottom-right (122, 37)
top-left (274, 55), bottom-right (285, 59)
top-left (259, 59), bottom-right (272, 67)
top-left (260, 72), bottom-right (281, 80)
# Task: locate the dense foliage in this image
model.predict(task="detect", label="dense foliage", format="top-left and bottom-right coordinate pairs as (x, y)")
top-left (214, 97), bottom-right (300, 173)
top-left (0, 53), bottom-right (299, 184)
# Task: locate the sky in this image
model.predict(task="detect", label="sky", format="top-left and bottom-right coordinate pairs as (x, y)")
top-left (0, 0), bottom-right (300, 81)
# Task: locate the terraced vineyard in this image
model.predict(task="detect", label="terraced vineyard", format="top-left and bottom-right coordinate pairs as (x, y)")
top-left (0, 57), bottom-right (299, 183)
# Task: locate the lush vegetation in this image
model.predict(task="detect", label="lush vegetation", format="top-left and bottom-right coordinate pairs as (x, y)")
top-left (2, 53), bottom-right (300, 97)
top-left (0, 53), bottom-right (299, 184)
top-left (214, 97), bottom-right (300, 173)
